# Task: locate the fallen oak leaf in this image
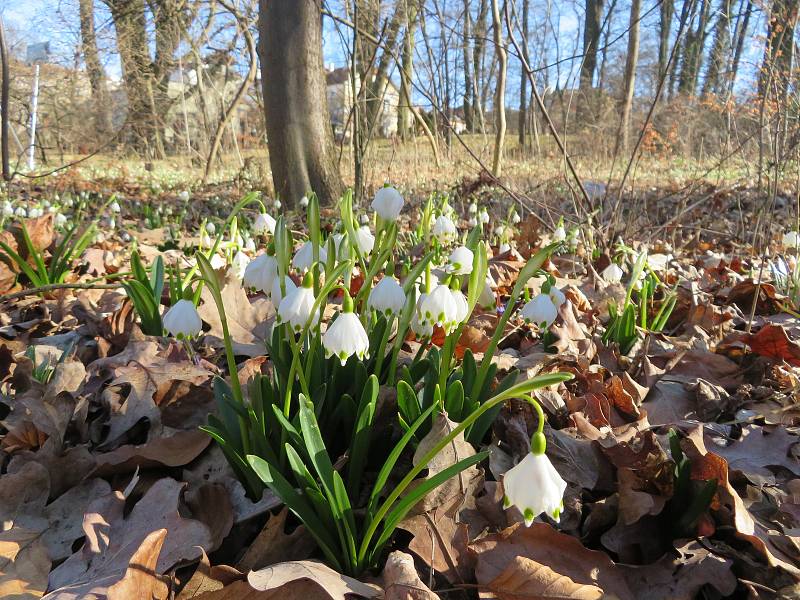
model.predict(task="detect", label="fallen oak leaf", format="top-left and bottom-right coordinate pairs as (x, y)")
top-left (484, 555), bottom-right (603, 599)
top-left (469, 523), bottom-right (634, 600)
top-left (106, 529), bottom-right (170, 600)
top-left (0, 525), bottom-right (51, 600)
top-left (246, 560), bottom-right (381, 599)
top-left (90, 428), bottom-right (211, 477)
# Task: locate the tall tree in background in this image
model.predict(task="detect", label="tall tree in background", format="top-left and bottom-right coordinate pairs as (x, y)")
top-left (759, 0), bottom-right (800, 100)
top-left (78, 0), bottom-right (112, 138)
top-left (678, 0), bottom-right (711, 95)
top-left (259, 0), bottom-right (343, 206)
top-left (103, 0), bottom-right (186, 158)
top-left (729, 0), bottom-right (753, 93)
top-left (702, 0), bottom-right (732, 96)
top-left (658, 0), bottom-right (674, 85)
top-left (617, 0), bottom-right (640, 153)
top-left (397, 0), bottom-right (417, 140)
top-left (518, 0), bottom-right (530, 148)
top-left (490, 0), bottom-right (506, 176)
top-left (580, 0), bottom-right (605, 90)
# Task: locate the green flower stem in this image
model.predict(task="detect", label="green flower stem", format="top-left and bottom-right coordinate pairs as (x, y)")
top-left (356, 371), bottom-right (572, 570)
top-left (372, 313), bottom-right (394, 382)
top-left (470, 242), bottom-right (560, 402)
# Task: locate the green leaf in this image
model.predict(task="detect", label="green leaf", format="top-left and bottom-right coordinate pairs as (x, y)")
top-left (347, 375), bottom-right (378, 497)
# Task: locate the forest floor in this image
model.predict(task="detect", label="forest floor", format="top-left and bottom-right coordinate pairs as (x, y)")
top-left (0, 148), bottom-right (798, 598)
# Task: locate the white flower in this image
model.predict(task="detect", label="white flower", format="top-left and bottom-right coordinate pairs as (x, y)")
top-left (503, 451), bottom-right (567, 524)
top-left (450, 288), bottom-right (469, 324)
top-left (55, 213), bottom-right (68, 227)
top-left (163, 299), bottom-right (203, 338)
top-left (354, 226), bottom-right (375, 256)
top-left (273, 199), bottom-right (282, 210)
top-left (548, 286), bottom-right (566, 307)
top-left (553, 225), bottom-right (566, 241)
top-left (520, 293), bottom-right (558, 326)
top-left (368, 276), bottom-right (406, 316)
top-left (244, 237), bottom-right (256, 252)
top-left (332, 233), bottom-right (349, 260)
top-left (292, 240), bottom-right (327, 271)
top-left (2, 202), bottom-right (12, 217)
top-left (417, 284), bottom-right (458, 333)
top-left (271, 275), bottom-right (297, 307)
top-left (205, 222), bottom-right (217, 235)
top-left (479, 209), bottom-right (489, 225)
top-left (432, 215), bottom-right (457, 245)
top-left (372, 186), bottom-right (404, 220)
top-left (231, 251), bottom-right (250, 280)
top-left (511, 212), bottom-right (521, 224)
top-left (647, 253), bottom-right (672, 272)
top-left (243, 255), bottom-right (278, 295)
top-left (447, 246), bottom-right (474, 275)
top-left (210, 253), bottom-right (227, 270)
top-left (359, 214), bottom-right (370, 225)
top-left (200, 231), bottom-right (212, 248)
top-left (299, 195), bottom-right (309, 208)
top-left (410, 308), bottom-right (434, 338)
top-left (494, 225), bottom-right (506, 237)
top-left (601, 263), bottom-right (624, 284)
top-left (110, 201), bottom-right (121, 213)
top-left (29, 207), bottom-right (42, 218)
top-left (253, 213), bottom-right (276, 235)
top-left (468, 217), bottom-right (478, 228)
top-left (323, 304), bottom-right (369, 365)
top-left (784, 231), bottom-right (800, 248)
top-left (278, 282), bottom-right (317, 332)
top-left (498, 242), bottom-right (511, 254)
top-left (468, 203), bottom-right (478, 214)
top-left (178, 190), bottom-right (190, 202)
top-left (479, 272), bottom-right (496, 308)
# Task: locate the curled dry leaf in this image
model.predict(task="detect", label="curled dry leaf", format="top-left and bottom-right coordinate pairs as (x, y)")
top-left (483, 555), bottom-right (604, 600)
top-left (381, 551), bottom-right (439, 600)
top-left (246, 560), bottom-right (381, 599)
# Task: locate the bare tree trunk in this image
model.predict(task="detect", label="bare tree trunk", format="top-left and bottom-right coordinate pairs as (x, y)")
top-left (728, 0), bottom-right (753, 94)
top-left (617, 0), bottom-right (640, 153)
top-left (472, 0), bottom-right (489, 132)
top-left (463, 0), bottom-right (474, 131)
top-left (78, 0), bottom-right (112, 137)
top-left (702, 0), bottom-right (732, 95)
top-left (397, 0), bottom-right (417, 140)
top-left (759, 0), bottom-right (800, 100)
top-left (518, 0), bottom-right (529, 148)
top-left (580, 0), bottom-right (604, 90)
top-left (678, 0), bottom-right (710, 95)
top-left (658, 0), bottom-right (674, 85)
top-left (106, 0), bottom-right (165, 158)
top-left (491, 0), bottom-right (507, 176)
top-left (259, 0), bottom-right (343, 206)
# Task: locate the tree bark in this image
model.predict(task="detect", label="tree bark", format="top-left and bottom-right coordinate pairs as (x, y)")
top-left (617, 0), bottom-right (640, 153)
top-left (728, 0), bottom-right (753, 94)
top-left (0, 16), bottom-right (9, 181)
top-left (678, 0), bottom-right (710, 95)
top-left (397, 0), bottom-right (416, 140)
top-left (657, 0), bottom-right (674, 85)
top-left (259, 0), bottom-right (343, 206)
top-left (78, 0), bottom-right (112, 137)
top-left (490, 0), bottom-right (506, 177)
top-left (518, 0), bottom-right (529, 148)
top-left (702, 0), bottom-right (732, 96)
top-left (105, 0), bottom-right (165, 158)
top-left (759, 0), bottom-right (800, 100)
top-left (580, 0), bottom-right (604, 90)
